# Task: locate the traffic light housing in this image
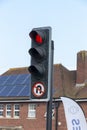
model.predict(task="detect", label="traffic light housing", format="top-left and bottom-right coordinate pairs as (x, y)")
top-left (28, 27), bottom-right (52, 101)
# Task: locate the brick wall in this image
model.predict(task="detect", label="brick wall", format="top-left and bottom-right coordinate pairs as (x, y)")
top-left (0, 101), bottom-right (86, 130)
top-left (0, 102), bottom-right (66, 130)
top-left (0, 102), bottom-right (50, 130)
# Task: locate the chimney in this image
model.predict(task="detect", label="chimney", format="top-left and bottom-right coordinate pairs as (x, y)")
top-left (76, 50), bottom-right (87, 85)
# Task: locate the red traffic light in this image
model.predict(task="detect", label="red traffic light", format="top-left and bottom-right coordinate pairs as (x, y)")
top-left (36, 34), bottom-right (42, 43)
top-left (28, 27), bottom-right (52, 100)
top-left (29, 30), bottom-right (45, 44)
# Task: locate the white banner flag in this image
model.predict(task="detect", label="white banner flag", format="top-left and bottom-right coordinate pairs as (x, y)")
top-left (61, 97), bottom-right (87, 130)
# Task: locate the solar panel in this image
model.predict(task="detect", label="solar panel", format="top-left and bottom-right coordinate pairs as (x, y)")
top-left (4, 75), bottom-right (19, 85)
top-left (0, 74), bottom-right (30, 97)
top-left (7, 85), bottom-right (23, 96)
top-left (0, 85), bottom-right (5, 93)
top-left (0, 74), bottom-right (30, 85)
top-left (0, 85), bottom-right (12, 96)
top-left (0, 76), bottom-right (11, 85)
top-left (25, 75), bottom-right (30, 84)
top-left (17, 85), bottom-right (29, 96)
top-left (14, 74), bottom-right (28, 84)
top-left (22, 74), bottom-right (30, 84)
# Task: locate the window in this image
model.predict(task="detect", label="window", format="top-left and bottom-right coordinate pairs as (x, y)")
top-left (14, 104), bottom-right (20, 118)
top-left (6, 104), bottom-right (11, 118)
top-left (28, 104), bottom-right (36, 118)
top-left (0, 104), bottom-right (4, 117)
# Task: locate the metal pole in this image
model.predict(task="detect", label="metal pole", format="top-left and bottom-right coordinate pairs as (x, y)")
top-left (46, 41), bottom-right (54, 130)
top-left (55, 102), bottom-right (59, 130)
top-left (55, 106), bottom-right (58, 130)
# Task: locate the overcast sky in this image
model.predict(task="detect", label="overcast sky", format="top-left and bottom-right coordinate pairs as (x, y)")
top-left (0, 0), bottom-right (87, 74)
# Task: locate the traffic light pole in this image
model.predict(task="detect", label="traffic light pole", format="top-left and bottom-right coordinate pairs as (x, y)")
top-left (46, 41), bottom-right (54, 130)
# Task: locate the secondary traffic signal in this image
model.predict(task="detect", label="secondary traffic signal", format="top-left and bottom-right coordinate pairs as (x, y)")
top-left (28, 27), bottom-right (52, 100)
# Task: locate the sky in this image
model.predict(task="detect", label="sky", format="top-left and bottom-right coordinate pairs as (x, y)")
top-left (0, 0), bottom-right (87, 74)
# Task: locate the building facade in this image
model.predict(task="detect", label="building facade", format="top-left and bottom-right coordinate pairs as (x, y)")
top-left (0, 50), bottom-right (87, 130)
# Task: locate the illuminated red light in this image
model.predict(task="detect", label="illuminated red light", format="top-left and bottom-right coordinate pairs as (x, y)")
top-left (36, 34), bottom-right (43, 44)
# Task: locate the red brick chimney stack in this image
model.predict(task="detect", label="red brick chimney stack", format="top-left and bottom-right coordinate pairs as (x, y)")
top-left (76, 50), bottom-right (87, 85)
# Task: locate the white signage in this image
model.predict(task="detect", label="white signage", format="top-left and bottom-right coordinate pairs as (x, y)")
top-left (61, 97), bottom-right (87, 130)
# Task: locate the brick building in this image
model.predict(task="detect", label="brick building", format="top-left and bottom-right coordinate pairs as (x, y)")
top-left (0, 50), bottom-right (87, 130)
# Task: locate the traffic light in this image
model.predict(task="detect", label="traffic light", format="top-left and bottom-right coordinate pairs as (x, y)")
top-left (28, 27), bottom-right (53, 100)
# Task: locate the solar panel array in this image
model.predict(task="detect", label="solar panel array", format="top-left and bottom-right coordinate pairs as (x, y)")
top-left (0, 74), bottom-right (30, 97)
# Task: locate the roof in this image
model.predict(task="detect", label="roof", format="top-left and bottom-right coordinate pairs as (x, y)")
top-left (2, 67), bottom-right (29, 76)
top-left (53, 64), bottom-right (87, 100)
